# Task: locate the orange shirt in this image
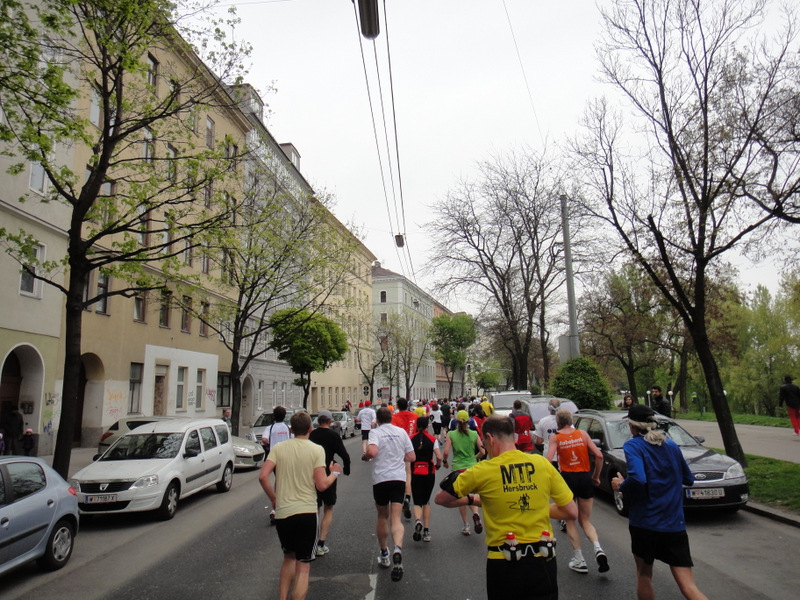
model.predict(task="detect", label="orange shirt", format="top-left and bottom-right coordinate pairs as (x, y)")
top-left (392, 410), bottom-right (418, 437)
top-left (554, 428), bottom-right (591, 473)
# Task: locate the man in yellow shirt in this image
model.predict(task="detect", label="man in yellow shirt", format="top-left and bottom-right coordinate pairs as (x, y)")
top-left (480, 396), bottom-right (495, 417)
top-left (435, 415), bottom-right (577, 600)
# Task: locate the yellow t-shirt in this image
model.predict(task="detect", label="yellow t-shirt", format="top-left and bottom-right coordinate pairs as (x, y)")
top-left (268, 437), bottom-right (325, 519)
top-left (453, 449), bottom-right (573, 559)
top-left (481, 400), bottom-right (495, 416)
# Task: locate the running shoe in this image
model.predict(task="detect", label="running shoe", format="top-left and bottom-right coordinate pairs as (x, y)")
top-left (472, 513), bottom-right (483, 534)
top-left (568, 557), bottom-right (588, 574)
top-left (391, 548), bottom-right (404, 582)
top-left (423, 529), bottom-right (431, 542)
top-left (559, 520), bottom-right (567, 532)
top-left (377, 549), bottom-right (390, 568)
top-left (461, 524), bottom-right (470, 536)
top-left (596, 549), bottom-right (610, 573)
top-left (413, 520), bottom-right (423, 542)
top-left (316, 544), bottom-right (330, 556)
top-left (402, 496), bottom-right (412, 519)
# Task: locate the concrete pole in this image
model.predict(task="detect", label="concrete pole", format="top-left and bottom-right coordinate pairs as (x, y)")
top-left (560, 194), bottom-right (580, 360)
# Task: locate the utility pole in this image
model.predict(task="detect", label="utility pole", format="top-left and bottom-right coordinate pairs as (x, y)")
top-left (559, 194), bottom-right (580, 361)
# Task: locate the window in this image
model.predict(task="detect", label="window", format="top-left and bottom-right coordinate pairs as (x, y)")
top-left (81, 272), bottom-right (91, 310)
top-left (200, 426), bottom-right (218, 450)
top-left (95, 271), bottom-right (110, 314)
top-left (166, 144), bottom-right (177, 182)
top-left (176, 366), bottom-right (186, 410)
top-left (90, 87), bottom-right (101, 127)
top-left (186, 430), bottom-right (201, 453)
top-left (199, 303), bottom-right (209, 336)
top-left (215, 424), bottom-right (229, 444)
top-left (380, 291), bottom-right (387, 303)
top-left (196, 369), bottom-right (205, 410)
top-left (225, 143), bottom-right (238, 159)
top-left (143, 128), bottom-right (155, 163)
top-left (203, 181), bottom-right (213, 207)
top-left (146, 53), bottom-right (158, 90)
top-left (217, 373), bottom-right (231, 407)
top-left (168, 78), bottom-right (181, 105)
top-left (19, 244), bottom-right (44, 297)
top-left (7, 462), bottom-right (46, 500)
top-left (183, 239), bottom-right (193, 266)
top-left (133, 293), bottom-right (146, 322)
top-left (205, 116), bottom-right (215, 149)
top-left (380, 313), bottom-right (387, 324)
top-left (159, 290), bottom-right (171, 327)
top-left (181, 295), bottom-right (191, 332)
top-left (129, 363), bottom-right (143, 413)
top-left (137, 205), bottom-right (149, 246)
top-left (201, 253), bottom-right (210, 275)
top-left (29, 161), bottom-right (47, 193)
top-left (257, 380), bottom-right (263, 411)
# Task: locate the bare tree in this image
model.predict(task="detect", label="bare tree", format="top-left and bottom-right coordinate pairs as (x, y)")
top-left (573, 0), bottom-right (800, 465)
top-left (426, 149), bottom-right (570, 391)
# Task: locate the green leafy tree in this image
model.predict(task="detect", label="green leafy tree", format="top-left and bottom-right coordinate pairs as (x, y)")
top-left (0, 0), bottom-right (250, 476)
top-left (549, 356), bottom-right (612, 411)
top-left (269, 308), bottom-right (348, 408)
top-left (474, 368), bottom-right (501, 395)
top-left (430, 313), bottom-right (477, 401)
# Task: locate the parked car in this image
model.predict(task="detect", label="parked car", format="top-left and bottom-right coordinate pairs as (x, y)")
top-left (571, 410), bottom-right (749, 515)
top-left (311, 414), bottom-right (342, 438)
top-left (525, 397), bottom-right (579, 422)
top-left (97, 415), bottom-right (177, 454)
top-left (70, 418), bottom-right (235, 520)
top-left (245, 407), bottom-right (306, 444)
top-left (0, 456), bottom-right (79, 576)
top-left (332, 411), bottom-right (356, 438)
top-left (231, 435), bottom-right (265, 470)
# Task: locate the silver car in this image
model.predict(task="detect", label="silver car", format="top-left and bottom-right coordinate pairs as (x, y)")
top-left (245, 407), bottom-right (306, 444)
top-left (331, 411), bottom-right (356, 438)
top-left (0, 456), bottom-right (79, 576)
top-left (231, 435), bottom-right (265, 470)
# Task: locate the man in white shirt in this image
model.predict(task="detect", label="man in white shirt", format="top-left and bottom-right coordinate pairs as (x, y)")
top-left (263, 406), bottom-right (293, 524)
top-left (365, 406), bottom-right (415, 583)
top-left (534, 398), bottom-right (561, 461)
top-left (358, 401), bottom-right (377, 458)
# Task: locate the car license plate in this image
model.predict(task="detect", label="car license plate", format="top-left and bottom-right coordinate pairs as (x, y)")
top-left (686, 488), bottom-right (724, 499)
top-left (85, 494), bottom-right (117, 503)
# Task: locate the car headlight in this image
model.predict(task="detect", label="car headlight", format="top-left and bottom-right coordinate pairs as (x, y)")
top-left (131, 474), bottom-right (159, 488)
top-left (725, 463), bottom-right (746, 480)
top-left (68, 478), bottom-right (80, 491)
top-left (233, 444), bottom-right (250, 454)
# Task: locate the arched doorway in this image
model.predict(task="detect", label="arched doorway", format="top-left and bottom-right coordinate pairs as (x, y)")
top-left (1, 345), bottom-right (45, 454)
top-left (77, 353), bottom-right (105, 447)
top-left (241, 375), bottom-right (255, 428)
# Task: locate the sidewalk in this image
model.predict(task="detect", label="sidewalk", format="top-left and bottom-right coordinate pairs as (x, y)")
top-left (675, 418), bottom-right (800, 527)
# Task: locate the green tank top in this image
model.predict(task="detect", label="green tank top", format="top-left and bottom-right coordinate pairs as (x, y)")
top-left (449, 428), bottom-right (479, 470)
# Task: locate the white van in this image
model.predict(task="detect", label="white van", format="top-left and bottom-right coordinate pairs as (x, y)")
top-left (488, 391), bottom-right (533, 416)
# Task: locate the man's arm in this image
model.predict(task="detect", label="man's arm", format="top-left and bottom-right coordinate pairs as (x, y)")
top-left (546, 435), bottom-right (558, 462)
top-left (550, 500), bottom-right (578, 521)
top-left (314, 462), bottom-right (343, 492)
top-left (258, 459), bottom-right (277, 508)
top-left (334, 435), bottom-right (351, 475)
top-left (582, 431), bottom-right (603, 482)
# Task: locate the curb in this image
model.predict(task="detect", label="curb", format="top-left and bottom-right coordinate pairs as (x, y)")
top-left (742, 500), bottom-right (800, 528)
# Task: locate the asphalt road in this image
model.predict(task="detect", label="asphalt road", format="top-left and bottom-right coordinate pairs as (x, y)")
top-left (7, 435), bottom-right (800, 599)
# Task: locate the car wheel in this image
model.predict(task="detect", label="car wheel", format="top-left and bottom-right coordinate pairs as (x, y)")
top-left (217, 463), bottom-right (233, 493)
top-left (157, 482), bottom-right (180, 520)
top-left (37, 518), bottom-right (75, 571)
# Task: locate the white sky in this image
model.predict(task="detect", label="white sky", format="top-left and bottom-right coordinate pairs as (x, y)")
top-left (225, 0), bottom-right (784, 312)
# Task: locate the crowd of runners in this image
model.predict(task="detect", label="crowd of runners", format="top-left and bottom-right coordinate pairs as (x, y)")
top-left (259, 395), bottom-right (708, 600)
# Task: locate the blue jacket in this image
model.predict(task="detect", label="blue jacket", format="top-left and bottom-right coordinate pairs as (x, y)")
top-left (620, 434), bottom-right (694, 532)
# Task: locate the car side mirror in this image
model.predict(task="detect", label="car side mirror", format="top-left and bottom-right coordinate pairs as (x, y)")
top-left (93, 453), bottom-right (101, 461)
top-left (184, 448), bottom-right (199, 458)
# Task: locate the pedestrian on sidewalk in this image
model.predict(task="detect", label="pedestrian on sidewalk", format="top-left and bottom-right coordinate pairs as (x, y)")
top-left (365, 406), bottom-right (416, 582)
top-left (442, 410), bottom-right (485, 536)
top-left (409, 416), bottom-right (442, 543)
top-left (309, 410), bottom-right (351, 557)
top-left (547, 409), bottom-right (609, 575)
top-left (435, 415), bottom-right (577, 600)
top-left (612, 404), bottom-right (708, 600)
top-left (779, 375), bottom-right (800, 435)
top-left (258, 411), bottom-right (342, 600)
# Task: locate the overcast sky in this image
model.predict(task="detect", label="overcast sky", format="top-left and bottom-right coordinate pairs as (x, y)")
top-left (223, 0), bottom-right (783, 312)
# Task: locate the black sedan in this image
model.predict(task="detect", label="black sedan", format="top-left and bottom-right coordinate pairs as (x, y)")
top-left (572, 410), bottom-right (749, 515)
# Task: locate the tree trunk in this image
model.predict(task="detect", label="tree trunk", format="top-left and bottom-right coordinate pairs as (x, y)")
top-left (52, 263), bottom-right (88, 479)
top-left (230, 351), bottom-right (242, 437)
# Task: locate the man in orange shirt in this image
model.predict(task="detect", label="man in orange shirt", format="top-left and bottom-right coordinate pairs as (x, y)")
top-left (547, 409), bottom-right (609, 575)
top-left (392, 397), bottom-right (418, 518)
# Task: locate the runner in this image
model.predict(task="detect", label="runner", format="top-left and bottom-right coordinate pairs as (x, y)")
top-left (358, 401), bottom-right (377, 458)
top-left (262, 406), bottom-right (293, 525)
top-left (409, 416), bottom-right (443, 543)
top-left (365, 406), bottom-right (416, 582)
top-left (509, 400), bottom-right (534, 453)
top-left (308, 410), bottom-right (351, 557)
top-left (391, 397), bottom-right (419, 518)
top-left (435, 415), bottom-right (577, 600)
top-left (442, 410), bottom-right (485, 536)
top-left (547, 409), bottom-right (609, 574)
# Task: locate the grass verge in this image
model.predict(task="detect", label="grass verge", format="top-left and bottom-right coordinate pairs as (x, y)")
top-left (743, 454), bottom-right (800, 514)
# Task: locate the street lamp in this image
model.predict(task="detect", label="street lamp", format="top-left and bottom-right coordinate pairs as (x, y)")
top-left (668, 390), bottom-right (674, 416)
top-left (646, 390), bottom-right (651, 408)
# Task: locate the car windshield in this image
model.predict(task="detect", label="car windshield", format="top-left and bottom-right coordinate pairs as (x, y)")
top-left (333, 413), bottom-right (346, 421)
top-left (102, 432), bottom-right (185, 460)
top-left (606, 419), bottom-right (702, 448)
top-left (492, 396), bottom-right (521, 410)
top-left (253, 413), bottom-right (275, 427)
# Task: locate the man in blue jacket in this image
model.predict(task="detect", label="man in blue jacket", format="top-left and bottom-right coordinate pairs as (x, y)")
top-left (612, 404), bottom-right (708, 600)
